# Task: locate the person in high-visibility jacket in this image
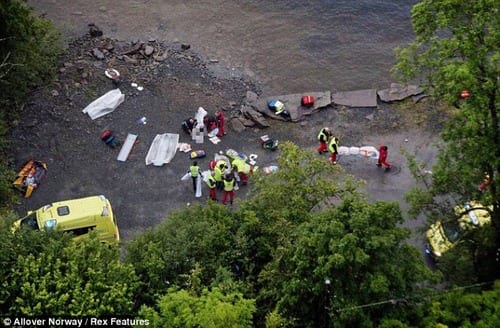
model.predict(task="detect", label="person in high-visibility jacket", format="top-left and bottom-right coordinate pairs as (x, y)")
top-left (317, 127), bottom-right (331, 154)
top-left (328, 136), bottom-right (339, 164)
top-left (222, 173), bottom-right (236, 205)
top-left (189, 161), bottom-right (201, 193)
top-left (205, 171), bottom-right (217, 201)
top-left (231, 157), bottom-right (251, 186)
top-left (214, 160), bottom-right (227, 190)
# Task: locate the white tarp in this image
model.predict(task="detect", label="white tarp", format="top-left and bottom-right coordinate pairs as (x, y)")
top-left (82, 89), bottom-right (125, 120)
top-left (145, 133), bottom-right (180, 166)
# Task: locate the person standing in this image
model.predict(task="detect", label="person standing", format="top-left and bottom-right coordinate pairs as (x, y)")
top-left (215, 110), bottom-right (226, 137)
top-left (317, 127), bottom-right (331, 154)
top-left (205, 170), bottom-right (218, 201)
top-left (328, 136), bottom-right (339, 164)
top-left (377, 145), bottom-right (392, 170)
top-left (189, 161), bottom-right (201, 194)
top-left (222, 173), bottom-right (236, 205)
top-left (214, 160), bottom-right (227, 190)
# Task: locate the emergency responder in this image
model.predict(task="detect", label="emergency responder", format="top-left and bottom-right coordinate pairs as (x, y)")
top-left (377, 145), bottom-right (392, 170)
top-left (205, 170), bottom-right (217, 201)
top-left (328, 136), bottom-right (339, 164)
top-left (222, 173), bottom-right (236, 205)
top-left (317, 127), bottom-right (331, 154)
top-left (189, 161), bottom-right (201, 193)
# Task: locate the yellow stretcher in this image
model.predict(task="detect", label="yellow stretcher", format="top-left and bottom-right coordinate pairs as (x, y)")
top-left (13, 160), bottom-right (48, 198)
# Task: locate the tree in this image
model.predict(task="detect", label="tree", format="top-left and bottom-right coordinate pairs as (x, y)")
top-left (139, 268), bottom-right (255, 328)
top-left (238, 143), bottom-right (435, 327)
top-left (140, 287), bottom-right (255, 328)
top-left (420, 280), bottom-right (500, 327)
top-left (0, 225), bottom-right (139, 316)
top-left (259, 196), bottom-right (435, 327)
top-left (126, 203), bottom-right (243, 305)
top-left (0, 0), bottom-right (62, 109)
top-left (393, 0), bottom-right (500, 280)
top-left (238, 141), bottom-right (358, 281)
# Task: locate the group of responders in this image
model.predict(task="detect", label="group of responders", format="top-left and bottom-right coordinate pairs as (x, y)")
top-left (3, 316), bottom-right (150, 327)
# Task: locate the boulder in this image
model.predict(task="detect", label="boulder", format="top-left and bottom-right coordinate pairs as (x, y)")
top-left (241, 105), bottom-right (270, 128)
top-left (332, 89), bottom-right (377, 107)
top-left (377, 83), bottom-right (424, 102)
top-left (230, 117), bottom-right (246, 133)
top-left (245, 90), bottom-right (259, 104)
top-left (239, 116), bottom-right (255, 127)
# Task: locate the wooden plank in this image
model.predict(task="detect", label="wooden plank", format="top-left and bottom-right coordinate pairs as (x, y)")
top-left (117, 133), bottom-right (138, 162)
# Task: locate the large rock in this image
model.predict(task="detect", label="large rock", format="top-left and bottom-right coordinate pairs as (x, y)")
top-left (245, 90), bottom-right (259, 103)
top-left (332, 89), bottom-right (378, 107)
top-left (240, 105), bottom-right (270, 128)
top-left (377, 83), bottom-right (424, 102)
top-left (230, 117), bottom-right (246, 133)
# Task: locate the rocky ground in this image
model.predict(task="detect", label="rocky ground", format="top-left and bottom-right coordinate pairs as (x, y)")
top-left (10, 31), bottom-right (445, 247)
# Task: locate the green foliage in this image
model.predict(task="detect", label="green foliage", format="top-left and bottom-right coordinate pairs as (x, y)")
top-left (0, 0), bottom-right (63, 110)
top-left (394, 0), bottom-right (500, 282)
top-left (139, 286), bottom-right (256, 328)
top-left (0, 223), bottom-right (139, 316)
top-left (126, 203), bottom-right (243, 305)
top-left (421, 281), bottom-right (500, 327)
top-left (259, 196), bottom-right (436, 327)
top-left (0, 159), bottom-right (16, 209)
top-left (239, 142), bottom-right (360, 290)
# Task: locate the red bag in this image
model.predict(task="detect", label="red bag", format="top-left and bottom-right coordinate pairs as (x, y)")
top-left (301, 95), bottom-right (315, 107)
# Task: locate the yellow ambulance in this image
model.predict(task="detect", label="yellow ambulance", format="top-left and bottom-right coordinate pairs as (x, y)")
top-left (14, 195), bottom-right (120, 243)
top-left (426, 201), bottom-right (491, 258)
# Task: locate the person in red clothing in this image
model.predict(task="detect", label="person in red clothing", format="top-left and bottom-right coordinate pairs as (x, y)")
top-left (215, 110), bottom-right (226, 137)
top-left (377, 145), bottom-right (392, 170)
top-left (328, 136), bottom-right (339, 164)
top-left (479, 172), bottom-right (491, 192)
top-left (222, 173), bottom-right (236, 205)
top-left (317, 127), bottom-right (331, 154)
top-left (205, 170), bottom-right (218, 201)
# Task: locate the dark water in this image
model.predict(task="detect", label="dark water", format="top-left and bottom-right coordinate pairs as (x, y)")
top-left (29, 0), bottom-right (418, 94)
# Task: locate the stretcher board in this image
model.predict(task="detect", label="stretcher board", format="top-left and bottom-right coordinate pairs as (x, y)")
top-left (195, 176), bottom-right (202, 198)
top-left (117, 133), bottom-right (137, 162)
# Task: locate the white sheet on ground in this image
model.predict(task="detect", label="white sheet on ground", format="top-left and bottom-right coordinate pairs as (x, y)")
top-left (82, 89), bottom-right (125, 120)
top-left (145, 133), bottom-right (180, 166)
